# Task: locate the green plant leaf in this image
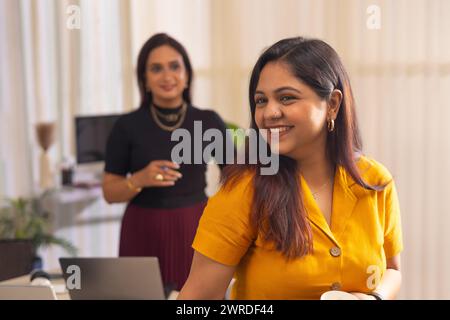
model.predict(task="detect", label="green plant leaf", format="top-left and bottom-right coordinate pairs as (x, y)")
top-left (33, 234), bottom-right (78, 256)
top-left (0, 197), bottom-right (78, 256)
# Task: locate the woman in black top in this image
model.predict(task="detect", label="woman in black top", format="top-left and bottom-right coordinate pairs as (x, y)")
top-left (102, 33), bottom-right (229, 290)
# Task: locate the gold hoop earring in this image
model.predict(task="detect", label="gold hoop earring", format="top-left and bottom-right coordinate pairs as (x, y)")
top-left (328, 119), bottom-right (335, 132)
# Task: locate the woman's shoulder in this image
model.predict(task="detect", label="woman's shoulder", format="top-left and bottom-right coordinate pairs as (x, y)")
top-left (202, 168), bottom-right (255, 231)
top-left (355, 155), bottom-right (394, 186)
top-left (112, 107), bottom-right (146, 128)
top-left (189, 104), bottom-right (217, 115)
top-left (211, 167), bottom-right (255, 203)
top-left (118, 107), bottom-right (146, 122)
top-left (189, 105), bottom-right (225, 122)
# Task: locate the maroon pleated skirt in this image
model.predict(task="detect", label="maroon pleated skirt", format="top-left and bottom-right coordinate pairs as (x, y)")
top-left (118, 201), bottom-right (206, 291)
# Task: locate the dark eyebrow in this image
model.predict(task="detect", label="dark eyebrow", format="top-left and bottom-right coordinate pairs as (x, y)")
top-left (149, 60), bottom-right (180, 66)
top-left (254, 86), bottom-right (302, 96)
top-left (274, 86), bottom-right (302, 94)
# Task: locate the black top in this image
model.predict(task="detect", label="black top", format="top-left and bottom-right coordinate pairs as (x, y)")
top-left (104, 104), bottom-right (230, 209)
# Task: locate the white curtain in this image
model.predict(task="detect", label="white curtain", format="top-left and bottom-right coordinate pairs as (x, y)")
top-left (0, 0), bottom-right (133, 195)
top-left (1, 0), bottom-right (449, 299)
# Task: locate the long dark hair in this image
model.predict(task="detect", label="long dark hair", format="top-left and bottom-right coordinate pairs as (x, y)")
top-left (222, 37), bottom-right (385, 259)
top-left (136, 33), bottom-right (193, 108)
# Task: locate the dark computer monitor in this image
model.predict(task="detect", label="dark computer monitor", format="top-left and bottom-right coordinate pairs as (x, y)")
top-left (75, 114), bottom-right (120, 164)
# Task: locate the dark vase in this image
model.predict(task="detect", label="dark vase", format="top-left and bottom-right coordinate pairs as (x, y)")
top-left (0, 239), bottom-right (35, 281)
top-left (61, 168), bottom-right (73, 186)
top-left (32, 255), bottom-right (43, 271)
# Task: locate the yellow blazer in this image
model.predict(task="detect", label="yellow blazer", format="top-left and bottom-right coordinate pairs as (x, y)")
top-left (192, 156), bottom-right (403, 299)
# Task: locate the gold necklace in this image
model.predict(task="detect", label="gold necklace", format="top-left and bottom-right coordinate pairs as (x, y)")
top-left (150, 102), bottom-right (187, 131)
top-left (311, 180), bottom-right (331, 200)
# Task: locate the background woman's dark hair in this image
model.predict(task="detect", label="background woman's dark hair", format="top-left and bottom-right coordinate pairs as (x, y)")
top-left (222, 37), bottom-right (385, 259)
top-left (136, 33), bottom-right (193, 108)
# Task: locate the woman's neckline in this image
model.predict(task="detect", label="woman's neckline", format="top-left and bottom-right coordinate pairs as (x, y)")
top-left (153, 103), bottom-right (184, 114)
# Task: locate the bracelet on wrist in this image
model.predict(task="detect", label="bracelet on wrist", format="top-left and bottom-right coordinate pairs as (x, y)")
top-left (126, 176), bottom-right (142, 193)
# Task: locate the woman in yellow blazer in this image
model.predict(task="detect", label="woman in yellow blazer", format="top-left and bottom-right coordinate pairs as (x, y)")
top-left (178, 37), bottom-right (403, 300)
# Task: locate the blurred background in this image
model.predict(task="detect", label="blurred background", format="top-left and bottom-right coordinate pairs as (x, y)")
top-left (0, 0), bottom-right (449, 299)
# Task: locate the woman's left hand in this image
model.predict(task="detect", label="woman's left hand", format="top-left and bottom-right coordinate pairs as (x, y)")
top-left (349, 292), bottom-right (377, 300)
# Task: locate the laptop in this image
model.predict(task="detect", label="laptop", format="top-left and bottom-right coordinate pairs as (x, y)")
top-left (59, 257), bottom-right (166, 300)
top-left (0, 285), bottom-right (57, 300)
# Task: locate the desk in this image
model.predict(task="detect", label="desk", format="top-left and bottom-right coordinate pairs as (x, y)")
top-left (0, 269), bottom-right (70, 300)
top-left (0, 270), bottom-right (179, 300)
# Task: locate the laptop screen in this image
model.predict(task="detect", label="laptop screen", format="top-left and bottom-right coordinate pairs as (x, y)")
top-left (59, 257), bottom-right (165, 300)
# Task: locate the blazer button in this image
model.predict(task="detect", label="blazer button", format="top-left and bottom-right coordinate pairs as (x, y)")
top-left (329, 246), bottom-right (341, 257)
top-left (330, 282), bottom-right (342, 290)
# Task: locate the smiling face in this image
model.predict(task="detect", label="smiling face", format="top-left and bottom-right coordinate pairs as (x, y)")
top-left (145, 45), bottom-right (188, 108)
top-left (254, 61), bottom-right (331, 160)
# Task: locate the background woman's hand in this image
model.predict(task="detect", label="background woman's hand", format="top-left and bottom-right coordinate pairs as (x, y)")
top-left (132, 160), bottom-right (182, 188)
